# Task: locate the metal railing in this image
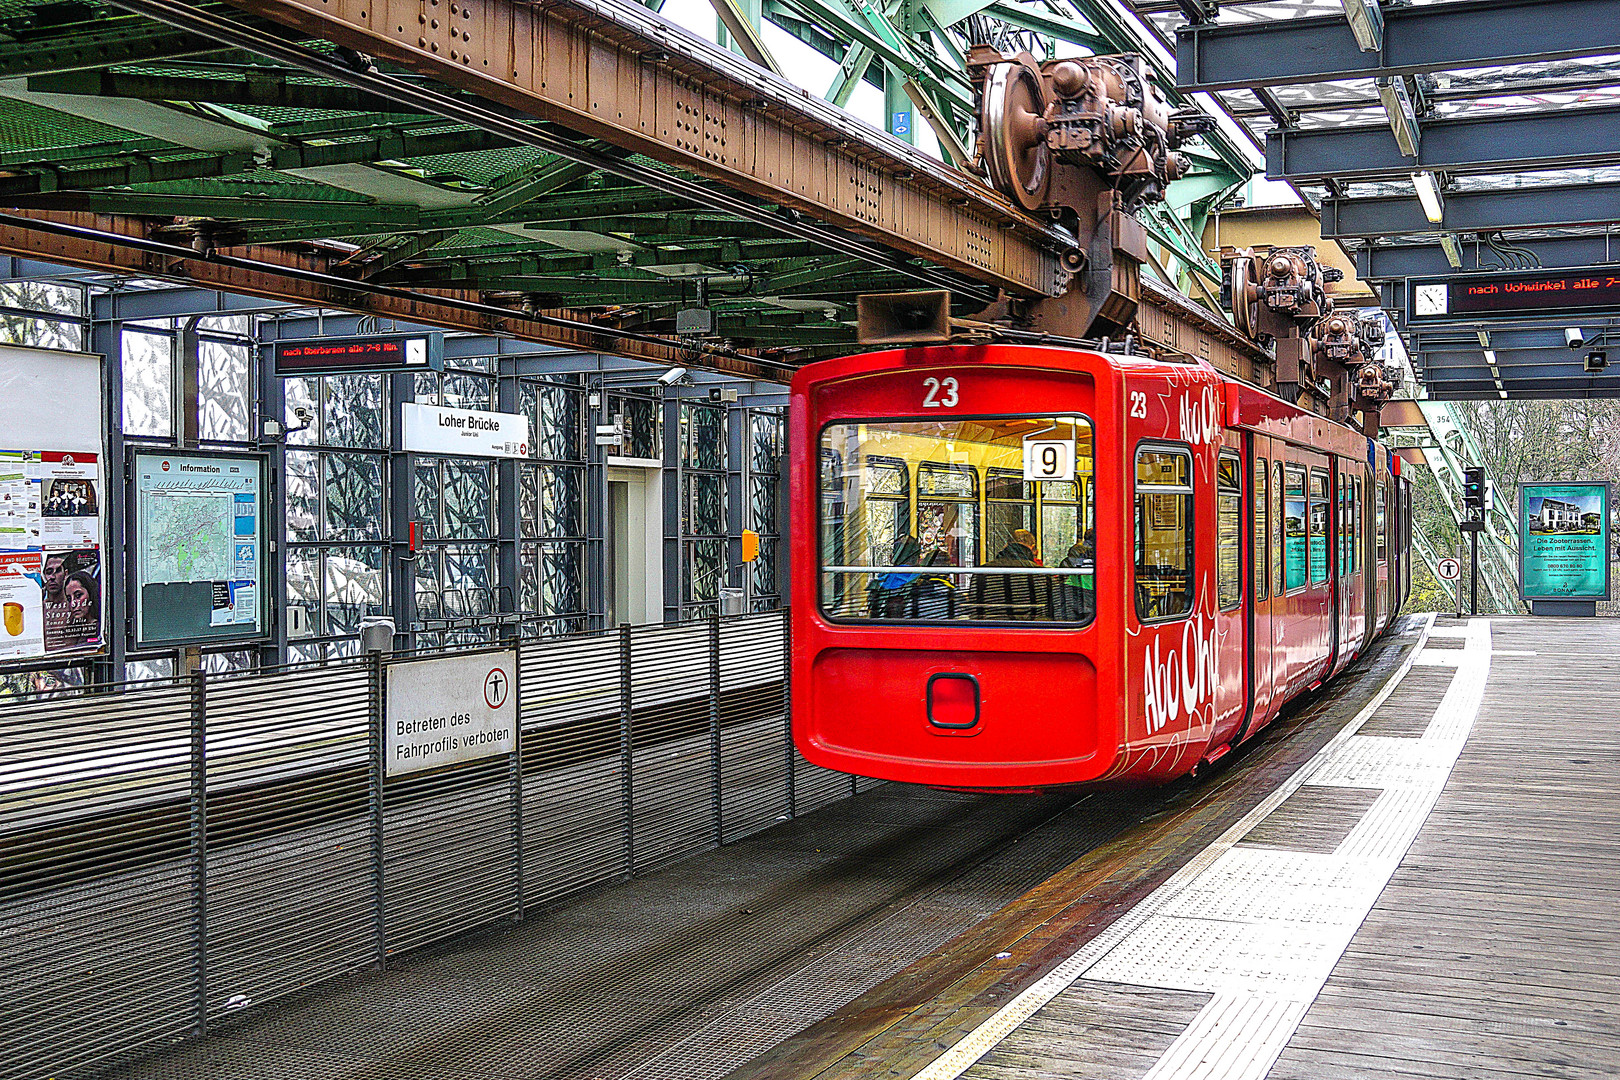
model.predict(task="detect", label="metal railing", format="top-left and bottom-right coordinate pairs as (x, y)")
top-left (0, 609), bottom-right (863, 1080)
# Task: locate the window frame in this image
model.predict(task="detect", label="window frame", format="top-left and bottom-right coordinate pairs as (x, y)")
top-left (1282, 462), bottom-right (1308, 594)
top-left (814, 412), bottom-right (1097, 629)
top-left (1308, 466), bottom-right (1331, 586)
top-left (1217, 451), bottom-right (1244, 612)
top-left (1133, 440), bottom-right (1197, 625)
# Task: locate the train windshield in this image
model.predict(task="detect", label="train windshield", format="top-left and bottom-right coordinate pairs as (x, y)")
top-left (818, 416), bottom-right (1095, 625)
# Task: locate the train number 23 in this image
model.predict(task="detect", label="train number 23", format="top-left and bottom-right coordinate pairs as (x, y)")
top-left (1129, 391), bottom-right (1148, 419)
top-left (922, 376), bottom-right (959, 408)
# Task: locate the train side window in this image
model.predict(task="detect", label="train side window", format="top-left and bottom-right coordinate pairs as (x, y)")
top-left (1353, 477), bottom-right (1362, 573)
top-left (1135, 444), bottom-right (1195, 621)
top-left (1254, 457), bottom-right (1268, 602)
top-left (1283, 464), bottom-right (1307, 591)
top-left (1338, 475), bottom-right (1350, 578)
top-left (1217, 454), bottom-right (1242, 610)
top-left (1308, 468), bottom-right (1330, 585)
top-left (1272, 461), bottom-right (1285, 596)
top-left (1377, 481), bottom-right (1388, 563)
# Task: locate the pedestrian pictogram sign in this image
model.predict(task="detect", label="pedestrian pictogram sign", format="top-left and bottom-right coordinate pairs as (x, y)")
top-left (1437, 558), bottom-right (1461, 581)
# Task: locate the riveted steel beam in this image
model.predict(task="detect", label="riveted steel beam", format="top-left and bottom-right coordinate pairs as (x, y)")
top-left (0, 16), bottom-right (223, 77)
top-left (0, 210), bottom-right (779, 378)
top-left (26, 69), bottom-right (419, 114)
top-left (1178, 0), bottom-right (1620, 91)
top-left (1268, 106), bottom-right (1620, 182)
top-left (130, 0), bottom-right (1068, 299)
top-left (1323, 182), bottom-right (1620, 239)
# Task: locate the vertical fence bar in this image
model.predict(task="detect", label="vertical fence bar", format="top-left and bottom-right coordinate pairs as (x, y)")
top-left (619, 623), bottom-right (635, 875)
top-left (369, 650), bottom-right (388, 970)
top-left (511, 646), bottom-right (525, 922)
top-left (188, 670), bottom-right (208, 1037)
top-left (709, 608), bottom-right (722, 845)
top-left (783, 606), bottom-right (795, 819)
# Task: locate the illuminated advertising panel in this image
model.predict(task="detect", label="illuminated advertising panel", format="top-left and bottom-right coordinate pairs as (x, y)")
top-left (1518, 482), bottom-right (1611, 602)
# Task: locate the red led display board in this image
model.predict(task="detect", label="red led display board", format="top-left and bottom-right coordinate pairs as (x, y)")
top-left (272, 334), bottom-right (443, 375)
top-left (1407, 268), bottom-right (1620, 323)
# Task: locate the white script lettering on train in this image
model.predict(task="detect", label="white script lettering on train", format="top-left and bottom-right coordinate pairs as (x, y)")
top-left (1178, 386), bottom-right (1221, 446)
top-left (1143, 611), bottom-right (1218, 734)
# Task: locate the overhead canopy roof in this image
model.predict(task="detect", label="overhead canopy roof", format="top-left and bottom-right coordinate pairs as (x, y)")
top-left (1135, 0), bottom-right (1620, 398)
top-left (0, 0), bottom-right (1256, 373)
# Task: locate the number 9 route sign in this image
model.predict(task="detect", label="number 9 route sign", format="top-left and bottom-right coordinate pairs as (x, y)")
top-left (385, 649), bottom-right (518, 777)
top-left (1023, 439), bottom-right (1075, 482)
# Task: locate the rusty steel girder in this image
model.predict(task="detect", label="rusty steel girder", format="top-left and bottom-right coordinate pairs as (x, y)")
top-left (176, 0), bottom-right (1071, 300)
top-left (0, 210), bottom-right (779, 379)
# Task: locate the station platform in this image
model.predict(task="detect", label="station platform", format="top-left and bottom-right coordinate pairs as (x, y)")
top-left (75, 615), bottom-right (1617, 1080)
top-left (736, 615), bottom-right (1620, 1080)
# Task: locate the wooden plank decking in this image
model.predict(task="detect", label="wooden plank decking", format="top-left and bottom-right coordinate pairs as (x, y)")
top-left (1270, 616), bottom-right (1620, 1080)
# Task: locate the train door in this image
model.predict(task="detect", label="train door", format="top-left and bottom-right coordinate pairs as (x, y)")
top-left (1334, 468), bottom-right (1351, 669)
top-left (1246, 438), bottom-right (1275, 740)
top-left (1211, 441), bottom-right (1247, 752)
top-left (1306, 460), bottom-right (1335, 684)
top-left (1374, 477), bottom-right (1389, 632)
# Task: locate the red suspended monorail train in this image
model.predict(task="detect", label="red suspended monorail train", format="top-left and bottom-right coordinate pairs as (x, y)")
top-left (789, 343), bottom-right (1412, 790)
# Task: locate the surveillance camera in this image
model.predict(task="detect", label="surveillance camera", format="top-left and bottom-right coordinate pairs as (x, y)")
top-left (292, 405), bottom-right (314, 422)
top-left (1585, 350), bottom-right (1608, 373)
top-left (658, 366), bottom-right (690, 386)
top-left (1566, 327), bottom-right (1585, 349)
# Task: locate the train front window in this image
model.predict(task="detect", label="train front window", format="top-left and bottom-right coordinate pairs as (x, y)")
top-left (1134, 445), bottom-right (1194, 622)
top-left (818, 416), bottom-right (1094, 625)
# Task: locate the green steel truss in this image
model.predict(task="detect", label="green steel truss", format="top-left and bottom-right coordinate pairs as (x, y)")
top-left (0, 0), bottom-right (1253, 357)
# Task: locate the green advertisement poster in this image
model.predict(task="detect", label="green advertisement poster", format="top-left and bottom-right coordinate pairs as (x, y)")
top-left (1519, 482), bottom-right (1610, 600)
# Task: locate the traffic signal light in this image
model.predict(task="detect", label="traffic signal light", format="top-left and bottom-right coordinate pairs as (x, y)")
top-left (1462, 466), bottom-right (1486, 511)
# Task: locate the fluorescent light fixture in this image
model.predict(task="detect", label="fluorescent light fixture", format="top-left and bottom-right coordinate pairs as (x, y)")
top-left (1412, 171), bottom-right (1445, 223)
top-left (1499, 389), bottom-right (1509, 399)
top-left (1379, 78), bottom-right (1420, 156)
top-left (1476, 329), bottom-right (1490, 347)
top-left (1341, 0), bottom-right (1385, 52)
top-left (1484, 350), bottom-right (1497, 365)
top-left (1439, 233), bottom-right (1463, 268)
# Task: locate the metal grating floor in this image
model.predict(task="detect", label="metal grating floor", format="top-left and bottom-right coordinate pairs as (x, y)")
top-left (93, 783), bottom-right (1140, 1080)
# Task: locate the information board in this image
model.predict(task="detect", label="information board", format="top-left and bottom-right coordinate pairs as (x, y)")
top-left (1518, 482), bottom-right (1611, 601)
top-left (385, 649), bottom-right (518, 777)
top-left (272, 333), bottom-right (443, 376)
top-left (0, 345), bottom-right (107, 664)
top-left (133, 449), bottom-right (268, 648)
top-left (1409, 268), bottom-right (1620, 323)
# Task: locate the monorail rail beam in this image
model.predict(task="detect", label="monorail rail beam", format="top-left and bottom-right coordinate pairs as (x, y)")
top-left (115, 0), bottom-right (1071, 301)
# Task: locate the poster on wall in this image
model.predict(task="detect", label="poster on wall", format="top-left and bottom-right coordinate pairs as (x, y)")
top-left (133, 448), bottom-right (268, 649)
top-left (0, 345), bottom-right (108, 666)
top-left (0, 454), bottom-right (105, 662)
top-left (1519, 482), bottom-right (1611, 601)
top-left (0, 551), bottom-right (44, 660)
